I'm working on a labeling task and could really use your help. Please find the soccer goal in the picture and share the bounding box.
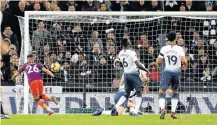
[15,11,217,114]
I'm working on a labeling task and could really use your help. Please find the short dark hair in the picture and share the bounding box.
[27,54,35,58]
[122,38,131,48]
[167,31,176,41]
[4,26,11,29]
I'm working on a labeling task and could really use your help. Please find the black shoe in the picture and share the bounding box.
[138,111,143,115]
[171,112,177,119]
[111,107,118,116]
[160,109,166,120]
[92,108,103,116]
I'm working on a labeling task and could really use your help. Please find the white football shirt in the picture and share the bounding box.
[158,45,185,71]
[118,49,138,73]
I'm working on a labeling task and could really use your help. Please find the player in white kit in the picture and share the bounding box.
[156,31,188,119]
[112,38,148,116]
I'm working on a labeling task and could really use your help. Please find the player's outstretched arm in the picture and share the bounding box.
[156,57,163,65]
[134,60,148,72]
[181,56,188,67]
[42,68,54,78]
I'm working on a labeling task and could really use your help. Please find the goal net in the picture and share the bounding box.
[17,12,217,114]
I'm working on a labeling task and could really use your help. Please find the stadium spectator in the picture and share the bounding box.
[61,61,72,82]
[70,24,88,53]
[82,0,98,11]
[3,38,11,47]
[50,1,58,11]
[32,21,50,51]
[8,44,17,55]
[118,0,131,11]
[147,62,160,82]
[211,51,217,68]
[68,5,76,11]
[113,58,123,79]
[99,2,109,11]
[182,54,194,82]
[1,0,11,13]
[50,53,58,64]
[205,2,213,11]
[10,54,18,76]
[189,31,200,49]
[94,56,111,86]
[147,0,161,11]
[2,26,19,51]
[107,45,117,69]
[16,1,26,17]
[33,3,41,11]
[44,2,51,11]
[73,53,90,83]
[209,41,217,67]
[63,51,72,64]
[139,41,156,67]
[54,6,61,11]
[87,31,104,53]
[136,33,147,48]
[164,0,179,11]
[52,23,64,38]
[175,31,182,42]
[56,40,67,63]
[177,38,185,47]
[105,39,116,53]
[185,0,196,11]
[67,0,76,7]
[199,55,211,81]
[43,56,51,69]
[192,39,208,55]
[179,3,186,11]
[106,32,117,45]
[88,43,104,68]
[1,53,13,83]
[129,0,148,11]
[38,43,51,63]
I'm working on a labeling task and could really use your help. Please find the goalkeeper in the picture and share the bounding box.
[92,69,148,116]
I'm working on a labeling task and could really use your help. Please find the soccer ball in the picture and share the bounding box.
[50,62,60,72]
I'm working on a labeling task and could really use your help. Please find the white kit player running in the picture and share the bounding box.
[156,31,188,119]
[112,38,148,116]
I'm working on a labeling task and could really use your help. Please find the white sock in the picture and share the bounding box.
[135,96,142,113]
[115,96,126,109]
[159,98,165,110]
[102,110,112,115]
[171,99,178,112]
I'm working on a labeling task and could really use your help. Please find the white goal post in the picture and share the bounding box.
[21,11,217,114]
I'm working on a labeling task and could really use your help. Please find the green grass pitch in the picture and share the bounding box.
[2,114,217,125]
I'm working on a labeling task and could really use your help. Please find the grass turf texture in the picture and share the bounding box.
[2,114,217,125]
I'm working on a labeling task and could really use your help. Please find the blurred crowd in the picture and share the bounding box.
[1,0,217,90]
[1,0,217,14]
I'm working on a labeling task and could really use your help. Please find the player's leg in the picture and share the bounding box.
[30,81,53,115]
[159,71,171,119]
[170,71,181,119]
[38,80,58,105]
[0,101,10,119]
[114,74,131,109]
[133,74,144,114]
